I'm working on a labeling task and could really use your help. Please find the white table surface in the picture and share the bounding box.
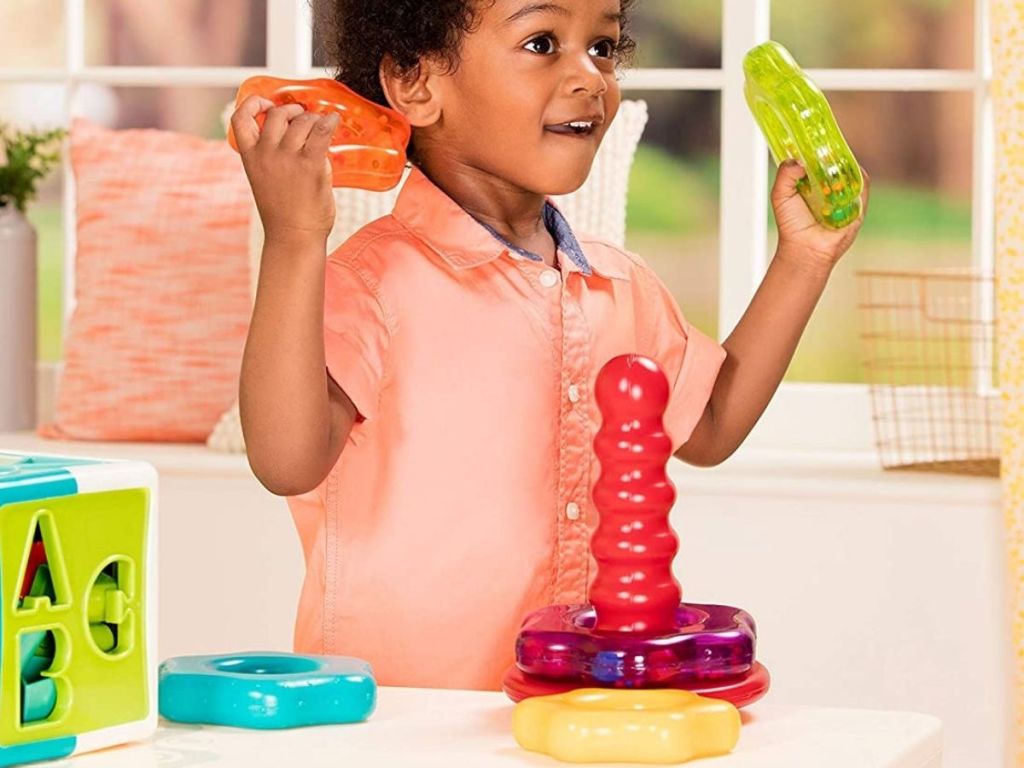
[51,687,942,768]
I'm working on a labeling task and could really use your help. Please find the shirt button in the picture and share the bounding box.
[539,270,559,288]
[568,384,581,404]
[566,502,581,521]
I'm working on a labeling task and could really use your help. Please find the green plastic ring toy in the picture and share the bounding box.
[744,41,863,230]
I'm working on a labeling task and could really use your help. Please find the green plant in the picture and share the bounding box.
[0,123,66,213]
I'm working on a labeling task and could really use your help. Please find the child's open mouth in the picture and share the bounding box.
[544,119,600,137]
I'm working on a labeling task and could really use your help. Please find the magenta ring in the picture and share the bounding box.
[515,602,756,686]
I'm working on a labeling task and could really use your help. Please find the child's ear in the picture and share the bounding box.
[379,54,442,128]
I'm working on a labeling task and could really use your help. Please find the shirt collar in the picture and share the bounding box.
[392,165,629,281]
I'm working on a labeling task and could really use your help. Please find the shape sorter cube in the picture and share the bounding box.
[0,451,157,767]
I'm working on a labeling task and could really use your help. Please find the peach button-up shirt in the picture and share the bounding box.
[286,166,726,691]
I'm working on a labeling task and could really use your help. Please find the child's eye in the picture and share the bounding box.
[589,39,618,59]
[524,35,556,55]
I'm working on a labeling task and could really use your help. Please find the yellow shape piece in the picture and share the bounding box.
[513,688,741,764]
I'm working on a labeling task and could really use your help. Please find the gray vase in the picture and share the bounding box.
[0,204,37,430]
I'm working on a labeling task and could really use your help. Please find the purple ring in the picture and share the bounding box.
[515,602,756,687]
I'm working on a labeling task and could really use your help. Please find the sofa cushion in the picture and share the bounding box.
[41,118,252,442]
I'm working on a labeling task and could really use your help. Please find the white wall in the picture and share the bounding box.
[671,451,1008,768]
[0,434,1008,767]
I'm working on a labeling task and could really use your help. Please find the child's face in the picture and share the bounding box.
[421,0,624,196]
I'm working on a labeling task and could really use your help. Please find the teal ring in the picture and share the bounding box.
[158,651,376,729]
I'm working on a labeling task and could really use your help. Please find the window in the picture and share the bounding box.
[621,0,990,448]
[625,90,721,341]
[0,0,991,451]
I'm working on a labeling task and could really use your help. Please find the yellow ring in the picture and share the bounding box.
[513,688,741,764]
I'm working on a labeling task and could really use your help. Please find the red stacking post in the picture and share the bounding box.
[590,355,682,634]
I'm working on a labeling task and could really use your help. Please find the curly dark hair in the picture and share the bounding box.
[313,0,639,111]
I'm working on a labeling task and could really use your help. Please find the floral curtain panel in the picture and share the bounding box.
[994,0,1024,762]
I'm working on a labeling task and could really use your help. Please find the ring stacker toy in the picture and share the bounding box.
[158,652,376,730]
[514,688,741,764]
[226,76,412,192]
[743,41,863,229]
[503,355,770,708]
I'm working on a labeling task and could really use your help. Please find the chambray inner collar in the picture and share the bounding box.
[470,202,594,276]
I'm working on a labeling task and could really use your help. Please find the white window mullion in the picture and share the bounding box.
[267,0,312,75]
[973,0,994,279]
[807,69,978,91]
[0,68,68,82]
[62,0,85,325]
[719,0,769,339]
[973,0,996,391]
[70,67,265,87]
[619,68,723,91]
[297,0,314,73]
[4,66,979,92]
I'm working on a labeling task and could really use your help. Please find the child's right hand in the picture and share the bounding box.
[230,94,339,246]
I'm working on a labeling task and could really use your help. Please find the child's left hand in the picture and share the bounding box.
[770,159,871,271]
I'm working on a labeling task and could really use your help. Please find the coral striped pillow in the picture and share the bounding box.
[40,118,252,442]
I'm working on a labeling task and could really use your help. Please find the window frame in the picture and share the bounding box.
[0,0,993,452]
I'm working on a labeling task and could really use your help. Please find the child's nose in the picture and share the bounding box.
[562,53,608,96]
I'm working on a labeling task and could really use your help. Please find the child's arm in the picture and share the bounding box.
[676,160,871,467]
[231,95,356,495]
